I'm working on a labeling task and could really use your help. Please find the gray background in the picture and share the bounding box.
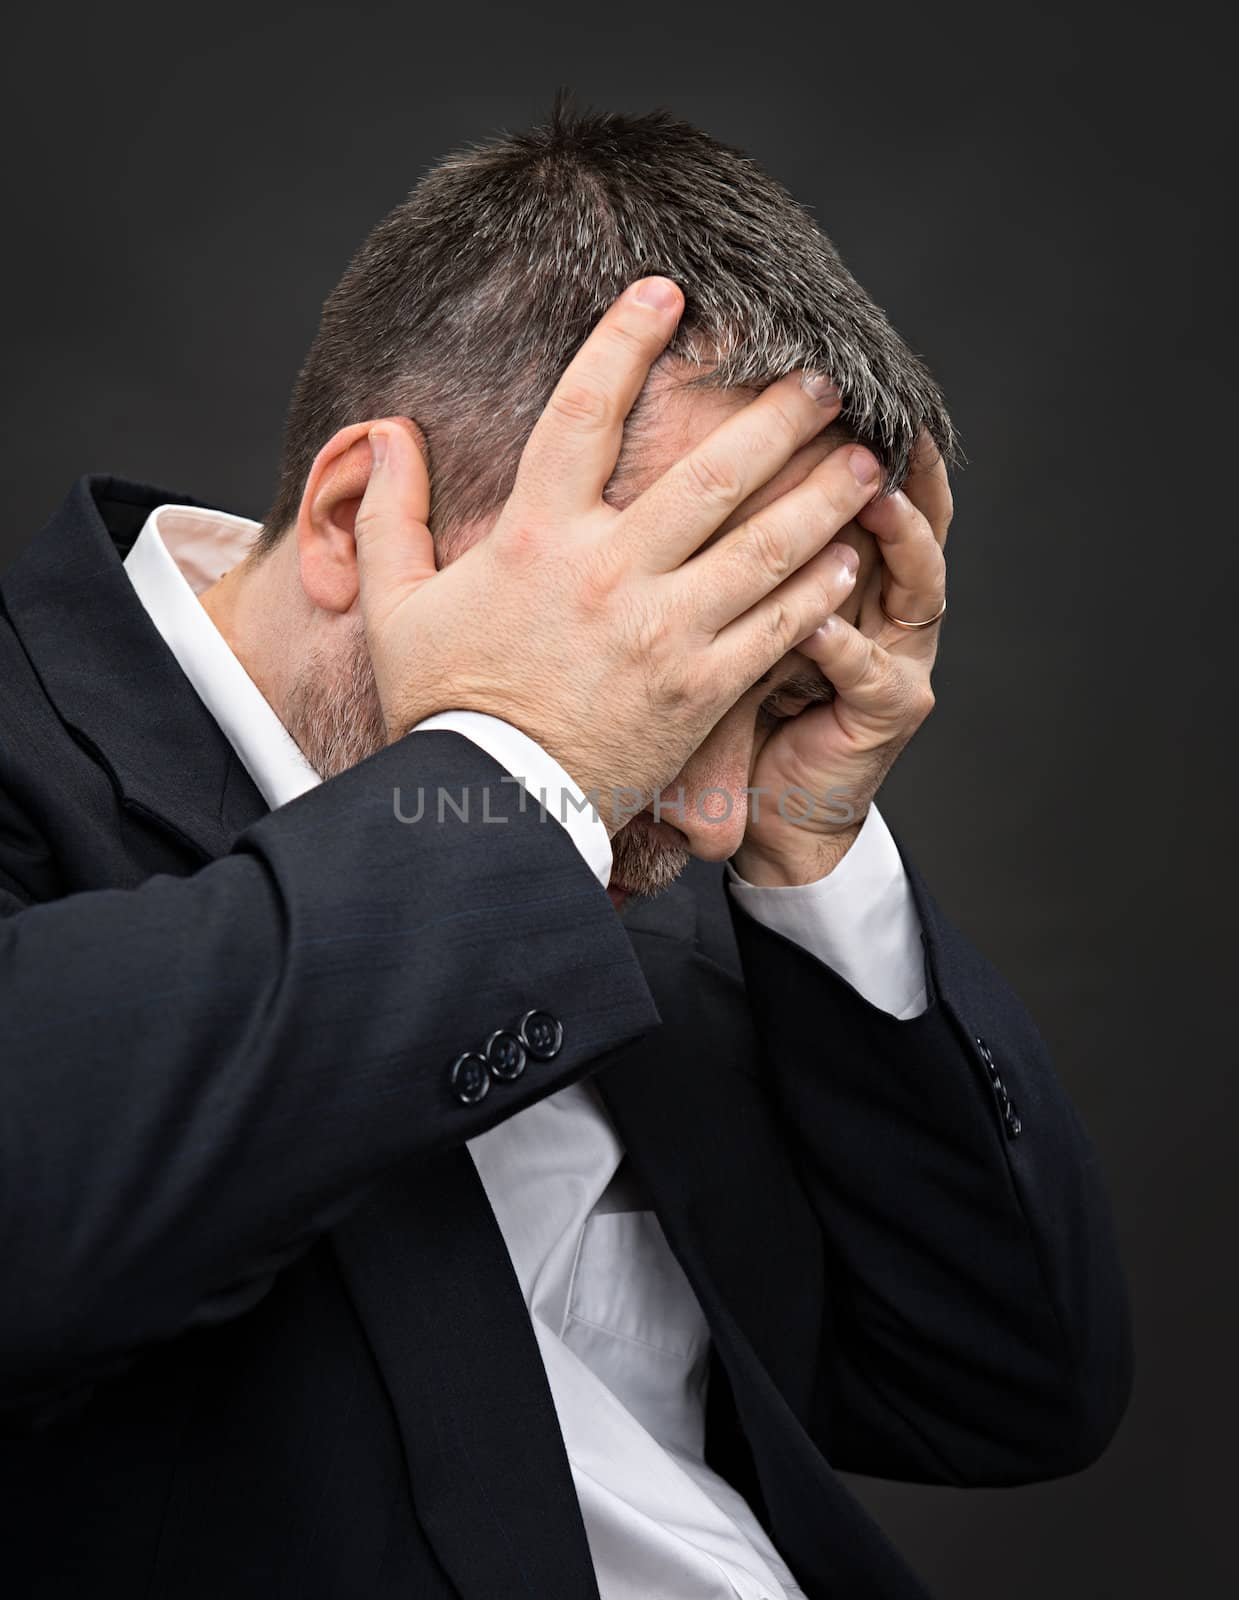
[2,1,1233,1593]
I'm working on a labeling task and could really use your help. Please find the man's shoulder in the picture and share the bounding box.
[3,474,241,595]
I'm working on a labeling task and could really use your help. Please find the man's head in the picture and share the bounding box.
[262,99,953,555]
[222,101,955,898]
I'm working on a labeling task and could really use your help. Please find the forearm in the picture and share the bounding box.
[0,731,656,1409]
[730,858,1131,1483]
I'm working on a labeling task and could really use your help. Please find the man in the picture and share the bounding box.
[0,105,1130,1598]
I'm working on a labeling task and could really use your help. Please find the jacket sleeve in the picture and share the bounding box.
[0,730,658,1417]
[728,848,1132,1487]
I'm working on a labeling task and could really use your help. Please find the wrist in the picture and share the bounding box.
[731,818,864,887]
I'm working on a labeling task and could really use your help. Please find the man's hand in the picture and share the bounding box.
[352,277,884,830]
[732,434,952,885]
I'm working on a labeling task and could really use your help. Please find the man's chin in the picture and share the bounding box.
[607,817,693,909]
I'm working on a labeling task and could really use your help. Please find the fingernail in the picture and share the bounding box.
[632,277,680,311]
[369,429,389,470]
[833,543,860,581]
[849,447,879,485]
[816,614,841,637]
[801,371,841,405]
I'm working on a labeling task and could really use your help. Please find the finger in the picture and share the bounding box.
[827,521,881,629]
[902,428,954,546]
[353,418,436,617]
[855,486,946,632]
[620,369,848,571]
[688,445,882,633]
[514,278,684,515]
[712,539,861,686]
[798,614,935,727]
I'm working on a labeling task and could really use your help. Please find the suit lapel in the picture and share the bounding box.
[602,900,931,1600]
[2,475,268,857]
[330,1151,602,1600]
[597,910,829,1420]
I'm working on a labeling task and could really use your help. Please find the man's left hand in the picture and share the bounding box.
[731,433,952,887]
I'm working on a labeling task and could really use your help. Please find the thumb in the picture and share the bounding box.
[353,417,436,617]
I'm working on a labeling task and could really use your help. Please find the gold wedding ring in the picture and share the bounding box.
[879,595,947,630]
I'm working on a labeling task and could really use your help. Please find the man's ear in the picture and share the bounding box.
[295,419,427,613]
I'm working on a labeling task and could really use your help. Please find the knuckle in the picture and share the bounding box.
[755,396,806,454]
[622,594,672,664]
[603,317,651,360]
[576,546,621,615]
[684,449,743,508]
[808,471,851,525]
[548,378,612,431]
[632,608,698,713]
[922,558,948,602]
[492,517,546,572]
[762,598,793,647]
[760,397,802,449]
[652,656,694,712]
[738,516,794,587]
[858,645,888,692]
[816,575,844,617]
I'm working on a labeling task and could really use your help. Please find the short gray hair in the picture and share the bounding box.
[260,98,957,553]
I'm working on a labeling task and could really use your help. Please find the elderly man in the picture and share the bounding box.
[0,105,1130,1598]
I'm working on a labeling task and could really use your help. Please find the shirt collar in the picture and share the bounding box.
[123,504,321,810]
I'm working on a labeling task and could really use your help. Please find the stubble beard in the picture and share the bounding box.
[282,623,389,782]
[282,627,692,903]
[608,816,692,901]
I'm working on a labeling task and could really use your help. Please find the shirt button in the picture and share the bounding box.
[518,1009,564,1061]
[976,1035,1001,1084]
[448,1052,490,1105]
[485,1029,527,1082]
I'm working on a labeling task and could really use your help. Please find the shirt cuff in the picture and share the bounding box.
[409,711,613,891]
[726,805,928,1018]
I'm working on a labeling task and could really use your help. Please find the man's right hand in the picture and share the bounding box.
[353,276,883,830]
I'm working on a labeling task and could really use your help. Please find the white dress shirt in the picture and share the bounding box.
[124,504,927,1599]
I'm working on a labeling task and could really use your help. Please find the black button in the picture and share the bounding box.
[994,1083,1011,1117]
[449,1052,490,1104]
[518,1009,563,1061]
[485,1030,527,1082]
[1004,1101,1022,1139]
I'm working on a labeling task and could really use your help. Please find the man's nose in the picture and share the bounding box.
[651,775,750,862]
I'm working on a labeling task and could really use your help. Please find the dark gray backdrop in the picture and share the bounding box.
[3,2,1233,1594]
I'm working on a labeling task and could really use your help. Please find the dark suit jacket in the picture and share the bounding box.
[0,477,1132,1598]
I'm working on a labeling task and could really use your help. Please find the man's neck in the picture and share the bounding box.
[199,539,307,722]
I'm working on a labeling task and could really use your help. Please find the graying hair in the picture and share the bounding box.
[260,97,957,553]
